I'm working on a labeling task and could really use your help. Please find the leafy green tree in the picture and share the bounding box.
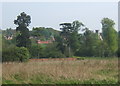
[14,12,31,48]
[59,20,84,57]
[101,18,118,56]
[55,35,65,54]
[75,28,103,57]
[70,21,84,54]
[31,27,60,42]
[29,44,45,58]
[72,20,84,33]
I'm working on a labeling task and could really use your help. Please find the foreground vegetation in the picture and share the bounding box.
[2,57,118,84]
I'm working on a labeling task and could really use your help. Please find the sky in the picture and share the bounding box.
[1,2,118,32]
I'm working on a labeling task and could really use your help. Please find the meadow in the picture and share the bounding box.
[2,57,118,84]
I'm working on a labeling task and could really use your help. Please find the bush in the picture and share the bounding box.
[15,47,30,62]
[2,46,30,62]
[44,43,65,58]
[29,44,45,58]
[2,46,18,62]
[29,43,65,59]
[46,50,65,58]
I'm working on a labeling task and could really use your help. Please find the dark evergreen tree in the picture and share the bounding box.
[14,12,31,48]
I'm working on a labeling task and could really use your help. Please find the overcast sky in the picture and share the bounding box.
[1,2,118,31]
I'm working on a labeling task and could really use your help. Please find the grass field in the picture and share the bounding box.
[2,57,118,84]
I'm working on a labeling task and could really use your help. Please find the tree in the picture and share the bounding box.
[101,18,118,56]
[75,27,105,57]
[31,27,60,43]
[4,28,14,37]
[70,21,84,54]
[14,12,31,48]
[59,20,84,57]
[60,23,72,57]
[29,44,45,58]
[72,20,84,33]
[45,43,65,58]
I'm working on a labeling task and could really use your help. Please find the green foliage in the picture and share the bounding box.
[69,32,80,54]
[101,18,118,56]
[45,43,65,58]
[75,29,102,57]
[2,17,119,60]
[29,43,65,59]
[15,47,30,62]
[2,46,30,62]
[16,29,31,48]
[3,74,117,84]
[56,79,117,84]
[72,20,84,33]
[29,44,45,58]
[3,80,14,84]
[2,28,16,37]
[31,27,59,41]
[14,12,31,48]
[59,20,84,57]
[2,46,19,62]
[14,12,31,27]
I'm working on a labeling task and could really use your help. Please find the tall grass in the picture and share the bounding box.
[2,58,118,84]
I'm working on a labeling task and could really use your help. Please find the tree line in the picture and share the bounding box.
[2,12,119,62]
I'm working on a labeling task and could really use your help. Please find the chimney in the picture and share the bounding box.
[95,30,99,34]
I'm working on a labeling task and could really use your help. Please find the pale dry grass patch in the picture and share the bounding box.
[2,58,118,84]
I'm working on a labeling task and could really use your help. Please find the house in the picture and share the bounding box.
[4,35,13,40]
[37,35,55,44]
[37,40,52,44]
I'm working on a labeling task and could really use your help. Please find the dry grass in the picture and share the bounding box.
[2,58,118,84]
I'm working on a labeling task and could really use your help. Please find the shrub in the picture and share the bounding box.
[45,43,65,58]
[46,50,65,58]
[15,47,30,62]
[2,46,19,62]
[2,46,30,62]
[29,44,45,58]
